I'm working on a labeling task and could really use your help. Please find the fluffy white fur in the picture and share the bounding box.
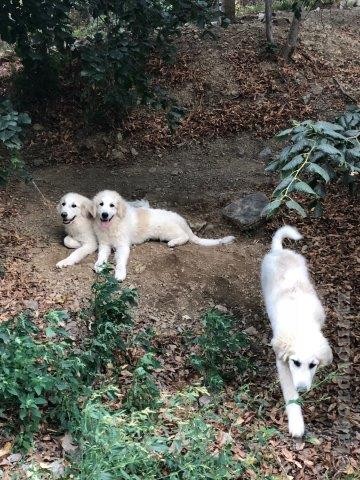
[56,192,97,268]
[92,190,235,281]
[261,225,332,437]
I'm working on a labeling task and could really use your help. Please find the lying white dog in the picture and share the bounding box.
[56,192,97,268]
[92,190,235,281]
[261,225,332,437]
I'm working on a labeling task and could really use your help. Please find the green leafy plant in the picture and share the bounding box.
[124,352,161,412]
[0,99,31,186]
[84,267,137,372]
[263,107,360,218]
[69,387,244,480]
[0,0,73,98]
[190,309,250,391]
[0,271,137,450]
[0,311,87,450]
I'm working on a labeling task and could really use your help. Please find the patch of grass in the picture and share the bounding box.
[189,309,250,391]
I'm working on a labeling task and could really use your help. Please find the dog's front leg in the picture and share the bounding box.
[64,235,81,249]
[56,242,97,268]
[276,359,305,437]
[94,244,111,272]
[114,244,130,281]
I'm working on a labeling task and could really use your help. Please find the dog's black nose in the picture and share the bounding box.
[101,212,109,219]
[61,212,68,218]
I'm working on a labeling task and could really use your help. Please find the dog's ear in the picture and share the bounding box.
[271,335,292,362]
[116,196,126,219]
[318,337,333,367]
[81,198,95,219]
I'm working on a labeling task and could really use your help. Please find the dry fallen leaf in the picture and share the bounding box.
[60,433,77,453]
[0,442,12,458]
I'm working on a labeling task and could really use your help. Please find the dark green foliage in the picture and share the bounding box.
[0,0,73,98]
[264,107,360,218]
[0,311,87,450]
[1,0,214,123]
[124,352,161,412]
[0,99,31,186]
[190,309,250,391]
[0,271,137,450]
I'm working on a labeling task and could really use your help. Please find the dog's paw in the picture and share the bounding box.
[56,259,72,269]
[93,261,105,273]
[288,414,305,438]
[114,269,126,282]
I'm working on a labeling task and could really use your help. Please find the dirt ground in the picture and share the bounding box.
[0,133,270,331]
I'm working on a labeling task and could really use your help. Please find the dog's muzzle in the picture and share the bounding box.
[62,216,76,225]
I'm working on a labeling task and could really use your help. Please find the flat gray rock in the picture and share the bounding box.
[222,192,269,230]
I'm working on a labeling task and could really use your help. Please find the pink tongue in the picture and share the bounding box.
[100,221,111,230]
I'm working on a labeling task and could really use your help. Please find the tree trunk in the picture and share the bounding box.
[264,0,274,44]
[283,4,302,60]
[222,0,236,21]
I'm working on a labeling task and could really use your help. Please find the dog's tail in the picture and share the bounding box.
[129,198,150,208]
[188,232,235,247]
[271,225,302,252]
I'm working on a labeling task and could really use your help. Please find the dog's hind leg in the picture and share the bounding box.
[64,235,81,249]
[167,235,189,247]
[276,359,305,437]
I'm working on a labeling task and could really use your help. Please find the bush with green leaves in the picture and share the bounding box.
[190,309,250,391]
[263,107,360,218]
[83,268,137,373]
[69,387,244,480]
[0,99,31,186]
[0,311,87,450]
[1,0,215,123]
[0,0,73,98]
[0,271,137,450]
[124,352,161,412]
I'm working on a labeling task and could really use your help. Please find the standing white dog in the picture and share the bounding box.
[56,192,97,268]
[261,225,332,437]
[92,190,235,281]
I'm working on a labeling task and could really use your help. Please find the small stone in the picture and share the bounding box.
[130,147,139,156]
[189,220,207,231]
[215,304,228,313]
[33,158,44,167]
[303,93,311,104]
[237,146,245,156]
[111,148,125,160]
[33,123,44,131]
[244,326,259,336]
[259,147,273,161]
[117,132,123,142]
[8,453,22,463]
[23,299,39,310]
[310,83,323,95]
[198,395,212,407]
[222,192,269,230]
[149,167,157,173]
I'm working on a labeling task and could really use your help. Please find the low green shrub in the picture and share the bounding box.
[0,311,87,450]
[0,99,31,186]
[69,387,244,480]
[0,271,137,450]
[263,107,360,217]
[190,309,250,391]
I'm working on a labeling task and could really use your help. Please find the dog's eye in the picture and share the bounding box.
[292,360,301,367]
[62,202,65,206]
[110,203,114,208]
[309,362,316,369]
[100,202,104,206]
[71,204,76,208]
